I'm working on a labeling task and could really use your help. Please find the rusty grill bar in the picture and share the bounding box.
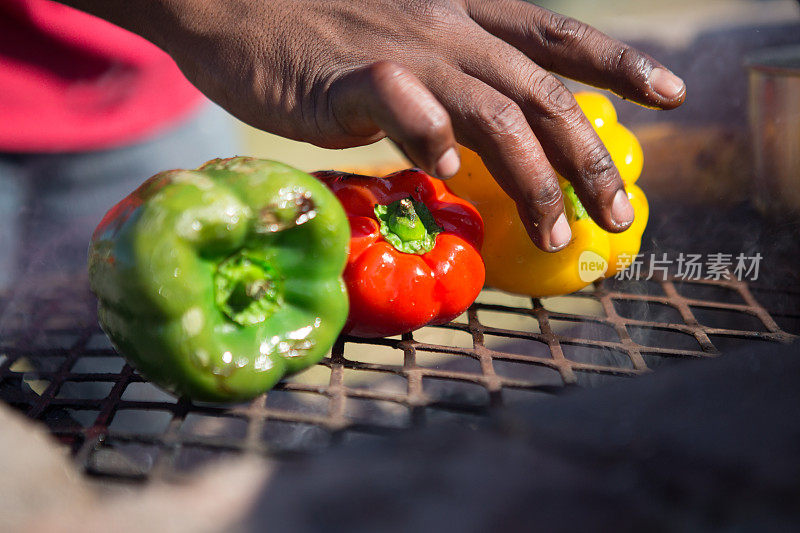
[0,275,797,483]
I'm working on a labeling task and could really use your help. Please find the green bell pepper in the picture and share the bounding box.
[88,157,349,402]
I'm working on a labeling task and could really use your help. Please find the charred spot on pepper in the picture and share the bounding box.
[255,189,317,233]
[198,156,260,174]
[397,198,416,219]
[311,170,353,184]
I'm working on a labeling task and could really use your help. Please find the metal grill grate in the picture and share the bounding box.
[0,275,797,483]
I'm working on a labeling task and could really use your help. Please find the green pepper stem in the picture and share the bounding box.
[388,198,425,242]
[215,252,283,326]
[562,183,588,222]
[374,196,442,255]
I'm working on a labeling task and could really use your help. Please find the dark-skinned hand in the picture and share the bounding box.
[61,0,686,251]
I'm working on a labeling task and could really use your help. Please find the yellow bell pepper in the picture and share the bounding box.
[447,92,649,297]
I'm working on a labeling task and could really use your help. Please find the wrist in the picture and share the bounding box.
[52,0,211,54]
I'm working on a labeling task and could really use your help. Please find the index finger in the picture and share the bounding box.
[467,0,686,109]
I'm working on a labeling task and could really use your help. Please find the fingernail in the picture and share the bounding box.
[435,147,460,179]
[611,189,634,227]
[649,68,685,99]
[550,212,572,250]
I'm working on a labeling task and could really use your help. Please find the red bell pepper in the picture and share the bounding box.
[314,169,485,338]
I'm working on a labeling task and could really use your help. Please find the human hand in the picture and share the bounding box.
[66,0,685,251]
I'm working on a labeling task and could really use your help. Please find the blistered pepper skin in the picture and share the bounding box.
[447,92,649,297]
[315,169,485,338]
[88,157,350,402]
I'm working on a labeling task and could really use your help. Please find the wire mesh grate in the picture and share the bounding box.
[0,274,797,483]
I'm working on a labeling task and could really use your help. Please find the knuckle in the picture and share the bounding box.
[611,46,646,76]
[529,72,580,119]
[407,109,451,147]
[606,47,657,95]
[612,47,632,73]
[365,60,407,87]
[522,179,562,214]
[420,108,452,138]
[542,13,589,48]
[311,72,343,139]
[582,144,619,190]
[474,96,526,137]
